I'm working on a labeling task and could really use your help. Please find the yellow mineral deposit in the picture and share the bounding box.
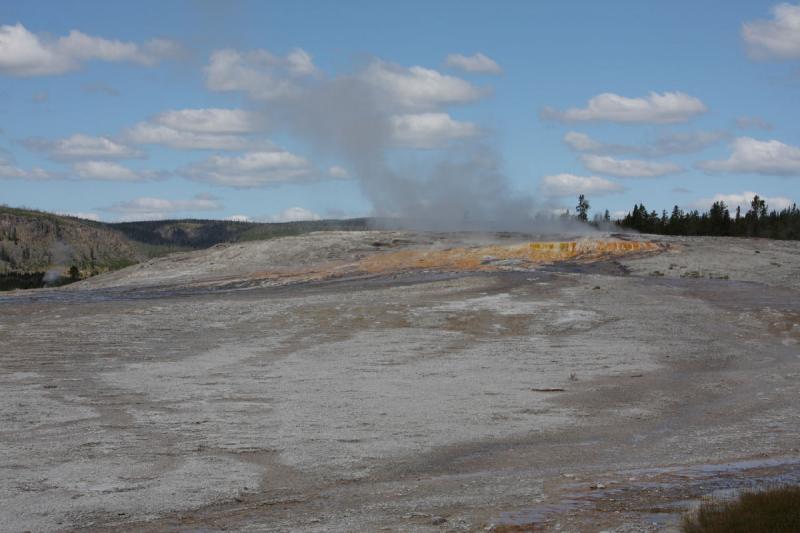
[238,238,661,287]
[357,239,661,274]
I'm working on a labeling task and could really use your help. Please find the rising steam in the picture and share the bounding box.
[261,60,586,232]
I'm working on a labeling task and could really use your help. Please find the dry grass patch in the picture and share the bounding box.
[682,486,800,533]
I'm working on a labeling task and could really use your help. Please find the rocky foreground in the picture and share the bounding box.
[1,231,799,532]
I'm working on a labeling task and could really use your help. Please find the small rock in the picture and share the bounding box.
[402,512,429,519]
[431,516,447,525]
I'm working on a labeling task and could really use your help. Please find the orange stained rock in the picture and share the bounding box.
[358,239,660,274]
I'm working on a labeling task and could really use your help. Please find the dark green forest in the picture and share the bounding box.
[614,195,800,240]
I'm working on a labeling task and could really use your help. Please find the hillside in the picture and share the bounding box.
[109,217,370,248]
[0,207,141,288]
[0,205,370,290]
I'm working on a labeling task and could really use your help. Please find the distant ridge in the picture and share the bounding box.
[0,205,370,290]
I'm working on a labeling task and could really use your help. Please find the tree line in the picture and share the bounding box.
[613,195,800,240]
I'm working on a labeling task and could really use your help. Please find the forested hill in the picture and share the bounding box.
[0,207,140,286]
[0,205,369,289]
[109,217,369,248]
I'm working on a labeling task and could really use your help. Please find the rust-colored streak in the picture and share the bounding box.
[229,239,661,288]
[358,240,660,274]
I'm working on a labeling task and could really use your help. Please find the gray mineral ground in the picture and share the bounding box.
[1,231,799,532]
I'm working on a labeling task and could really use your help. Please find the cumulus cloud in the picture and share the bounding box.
[564,130,725,157]
[359,60,485,111]
[0,162,54,180]
[72,161,164,181]
[328,165,350,178]
[152,108,262,134]
[563,132,605,153]
[0,23,181,76]
[691,191,795,212]
[123,108,267,151]
[742,3,800,59]
[444,52,502,74]
[101,193,223,220]
[539,173,625,197]
[696,137,800,176]
[205,49,486,113]
[180,150,315,188]
[286,48,316,76]
[124,123,263,151]
[205,48,316,100]
[0,151,56,180]
[264,207,322,222]
[542,91,707,124]
[581,154,683,177]
[390,112,479,148]
[23,133,141,160]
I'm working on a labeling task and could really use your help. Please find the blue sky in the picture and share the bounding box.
[1,1,799,222]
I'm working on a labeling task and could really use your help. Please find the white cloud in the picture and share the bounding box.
[360,60,485,110]
[224,214,252,222]
[0,162,53,180]
[543,91,707,124]
[581,154,683,177]
[691,191,795,213]
[539,173,625,197]
[563,132,605,152]
[444,52,502,74]
[390,112,479,148]
[0,23,181,77]
[564,130,724,157]
[204,51,485,115]
[180,150,314,188]
[328,165,350,178]
[265,207,322,222]
[124,108,266,151]
[72,161,162,182]
[0,152,56,180]
[742,3,800,59]
[101,194,223,220]
[696,137,800,176]
[124,123,264,151]
[286,48,317,76]
[152,108,261,134]
[24,134,141,160]
[205,48,315,100]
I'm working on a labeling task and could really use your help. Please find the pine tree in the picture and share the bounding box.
[576,194,590,222]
